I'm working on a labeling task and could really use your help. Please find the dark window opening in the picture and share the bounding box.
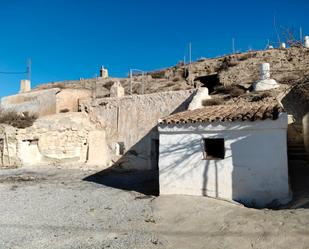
[117,142,125,155]
[22,139,39,145]
[203,138,225,160]
[195,74,220,93]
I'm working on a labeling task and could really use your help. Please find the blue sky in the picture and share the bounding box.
[0,0,308,97]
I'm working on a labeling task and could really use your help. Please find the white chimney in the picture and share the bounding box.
[304,36,309,48]
[260,63,270,80]
[19,79,31,93]
[100,66,108,78]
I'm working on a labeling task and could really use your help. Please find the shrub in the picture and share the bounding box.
[59,108,70,113]
[249,92,272,102]
[150,71,166,79]
[202,98,224,106]
[217,57,239,71]
[230,87,246,97]
[214,85,245,97]
[237,52,255,61]
[165,82,175,87]
[0,110,37,128]
[172,77,181,82]
[172,86,182,91]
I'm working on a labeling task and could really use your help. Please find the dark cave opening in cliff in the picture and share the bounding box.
[195,73,220,93]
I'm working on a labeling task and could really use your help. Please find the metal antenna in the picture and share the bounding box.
[273,14,281,45]
[300,26,303,45]
[27,58,32,81]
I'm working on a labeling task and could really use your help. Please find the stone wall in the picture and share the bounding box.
[1,88,92,117]
[80,89,197,170]
[16,112,108,167]
[56,89,92,113]
[0,113,108,168]
[0,88,60,116]
[0,124,21,168]
[303,113,309,159]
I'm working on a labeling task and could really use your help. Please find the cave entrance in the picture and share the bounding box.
[195,73,219,93]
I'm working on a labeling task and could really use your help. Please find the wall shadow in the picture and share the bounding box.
[281,85,309,122]
[83,92,196,196]
[84,168,159,196]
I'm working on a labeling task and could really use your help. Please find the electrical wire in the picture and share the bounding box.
[0,71,27,75]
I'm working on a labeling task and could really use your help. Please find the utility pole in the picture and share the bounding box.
[232,38,235,54]
[300,26,303,45]
[189,42,192,65]
[273,15,281,45]
[27,58,32,81]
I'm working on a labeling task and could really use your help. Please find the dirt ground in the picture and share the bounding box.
[0,167,309,249]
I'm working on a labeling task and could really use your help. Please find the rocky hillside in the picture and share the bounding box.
[34,47,309,96]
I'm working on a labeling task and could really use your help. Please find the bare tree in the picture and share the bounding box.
[282,27,303,47]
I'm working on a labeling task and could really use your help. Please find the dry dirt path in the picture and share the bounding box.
[0,167,308,249]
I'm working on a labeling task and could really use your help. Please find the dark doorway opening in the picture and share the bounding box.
[195,74,219,93]
[151,139,159,170]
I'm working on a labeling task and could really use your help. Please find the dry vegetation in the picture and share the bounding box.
[213,85,246,97]
[202,98,224,106]
[149,70,166,79]
[36,82,66,90]
[0,110,37,128]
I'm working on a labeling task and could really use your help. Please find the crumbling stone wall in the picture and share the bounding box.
[80,89,196,170]
[16,112,108,167]
[0,113,108,168]
[0,124,21,168]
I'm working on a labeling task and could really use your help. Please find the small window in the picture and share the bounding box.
[203,138,225,160]
[115,142,125,156]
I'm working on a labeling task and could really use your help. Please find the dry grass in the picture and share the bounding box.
[0,110,37,128]
[150,71,166,79]
[237,52,256,61]
[202,98,224,106]
[218,57,239,71]
[214,85,246,97]
[249,92,272,102]
[36,82,66,90]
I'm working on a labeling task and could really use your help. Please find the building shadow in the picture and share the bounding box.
[84,168,159,196]
[83,91,197,196]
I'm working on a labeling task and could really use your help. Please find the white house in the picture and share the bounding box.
[158,103,291,207]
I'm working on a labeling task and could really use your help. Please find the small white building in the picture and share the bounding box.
[158,103,291,207]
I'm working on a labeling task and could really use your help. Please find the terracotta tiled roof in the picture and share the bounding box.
[159,103,284,124]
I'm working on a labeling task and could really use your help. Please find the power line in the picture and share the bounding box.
[0,71,27,75]
[0,59,31,77]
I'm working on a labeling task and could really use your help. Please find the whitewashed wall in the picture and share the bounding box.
[158,114,291,207]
